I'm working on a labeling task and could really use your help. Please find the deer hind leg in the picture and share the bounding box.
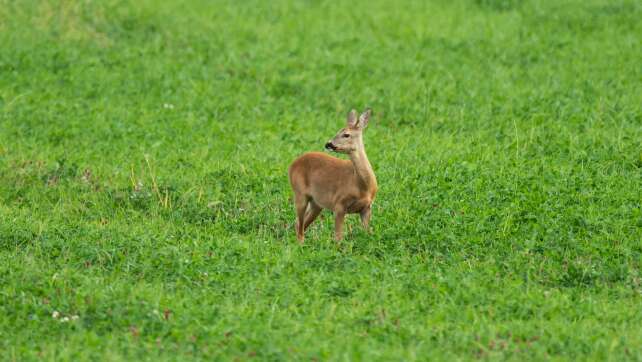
[303,201,322,232]
[294,193,308,242]
[333,209,346,241]
[360,205,372,233]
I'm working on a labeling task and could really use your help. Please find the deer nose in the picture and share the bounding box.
[325,142,335,150]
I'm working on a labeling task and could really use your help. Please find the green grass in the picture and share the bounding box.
[1,0,641,360]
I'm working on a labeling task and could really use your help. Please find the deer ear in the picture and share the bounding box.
[347,109,358,128]
[358,108,372,129]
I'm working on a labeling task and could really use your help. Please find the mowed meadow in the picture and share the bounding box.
[1,0,641,360]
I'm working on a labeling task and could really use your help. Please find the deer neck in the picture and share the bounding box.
[349,140,377,192]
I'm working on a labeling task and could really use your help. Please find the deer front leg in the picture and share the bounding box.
[360,205,371,233]
[333,209,346,241]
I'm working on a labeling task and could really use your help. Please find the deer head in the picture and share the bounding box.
[325,108,372,154]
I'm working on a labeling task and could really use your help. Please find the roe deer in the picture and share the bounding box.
[288,108,377,242]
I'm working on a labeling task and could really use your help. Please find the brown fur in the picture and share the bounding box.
[288,109,377,241]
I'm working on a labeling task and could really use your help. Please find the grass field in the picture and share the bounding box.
[1,0,641,360]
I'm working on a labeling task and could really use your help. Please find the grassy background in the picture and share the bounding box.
[1,0,641,360]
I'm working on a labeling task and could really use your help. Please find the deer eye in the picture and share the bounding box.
[342,134,350,138]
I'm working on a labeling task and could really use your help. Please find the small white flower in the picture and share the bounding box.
[163,103,175,109]
[60,317,70,322]
[52,311,60,319]
[70,315,79,321]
